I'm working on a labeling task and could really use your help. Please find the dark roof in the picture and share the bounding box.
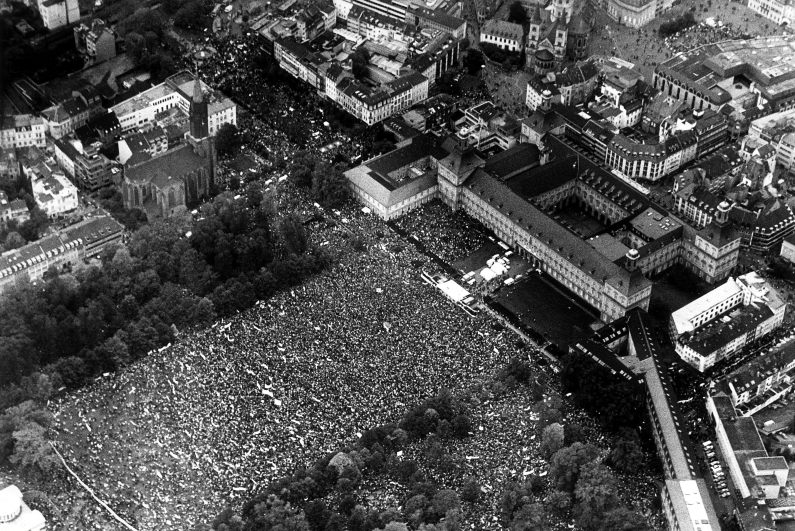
[62,216,123,246]
[728,338,795,394]
[535,49,555,62]
[88,112,121,134]
[570,339,642,384]
[483,143,541,181]
[125,144,207,184]
[367,134,446,176]
[507,155,576,196]
[680,303,775,357]
[626,308,659,362]
[466,167,649,296]
[52,138,81,162]
[415,7,466,31]
[383,117,422,141]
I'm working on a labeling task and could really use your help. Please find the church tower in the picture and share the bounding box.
[190,73,209,140]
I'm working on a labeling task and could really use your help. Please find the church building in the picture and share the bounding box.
[121,75,216,218]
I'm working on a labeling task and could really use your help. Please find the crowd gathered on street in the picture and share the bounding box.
[51,194,667,530]
[37,17,691,531]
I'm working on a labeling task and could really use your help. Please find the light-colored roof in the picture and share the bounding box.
[664,480,718,531]
[671,277,741,336]
[0,485,45,531]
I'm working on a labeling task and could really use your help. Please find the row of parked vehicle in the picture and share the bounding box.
[703,441,730,498]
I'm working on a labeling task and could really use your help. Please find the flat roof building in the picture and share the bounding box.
[672,272,787,371]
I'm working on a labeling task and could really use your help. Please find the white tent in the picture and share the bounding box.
[480,268,498,281]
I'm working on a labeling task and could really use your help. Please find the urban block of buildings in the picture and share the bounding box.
[670,272,787,372]
[0,115,47,150]
[570,309,722,531]
[252,0,465,126]
[654,36,795,117]
[37,0,79,29]
[716,336,795,416]
[111,71,236,135]
[74,19,117,66]
[0,191,29,227]
[119,75,217,219]
[748,0,795,26]
[345,97,745,322]
[606,0,673,28]
[707,394,795,529]
[0,215,123,295]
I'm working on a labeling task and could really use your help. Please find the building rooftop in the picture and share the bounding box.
[630,207,682,241]
[589,233,631,262]
[727,337,795,395]
[481,19,523,41]
[752,456,789,471]
[657,36,795,105]
[483,143,540,181]
[645,359,699,479]
[671,277,742,336]
[125,143,207,185]
[664,480,717,531]
[681,303,774,357]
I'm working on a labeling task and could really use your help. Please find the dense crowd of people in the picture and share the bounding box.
[36,21,685,531]
[663,19,751,55]
[393,201,492,264]
[50,203,525,529]
[47,190,670,530]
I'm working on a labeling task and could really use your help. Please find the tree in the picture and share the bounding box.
[431,490,460,519]
[241,494,309,530]
[19,373,52,405]
[505,356,531,384]
[544,490,571,518]
[311,164,349,209]
[573,462,620,531]
[126,32,148,64]
[278,216,308,256]
[461,477,481,503]
[4,231,25,250]
[510,503,549,531]
[174,0,211,30]
[462,49,484,76]
[216,124,242,159]
[289,151,317,188]
[540,423,565,459]
[0,400,52,463]
[350,48,371,79]
[599,507,652,531]
[9,422,60,481]
[508,1,527,23]
[303,500,331,531]
[608,428,645,474]
[549,442,599,492]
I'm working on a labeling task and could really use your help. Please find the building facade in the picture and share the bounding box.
[480,19,524,52]
[0,115,47,150]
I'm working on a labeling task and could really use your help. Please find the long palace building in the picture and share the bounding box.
[345,130,742,322]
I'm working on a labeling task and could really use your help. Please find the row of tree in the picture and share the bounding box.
[0,192,333,476]
[206,349,657,531]
[202,385,478,531]
[501,406,650,530]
